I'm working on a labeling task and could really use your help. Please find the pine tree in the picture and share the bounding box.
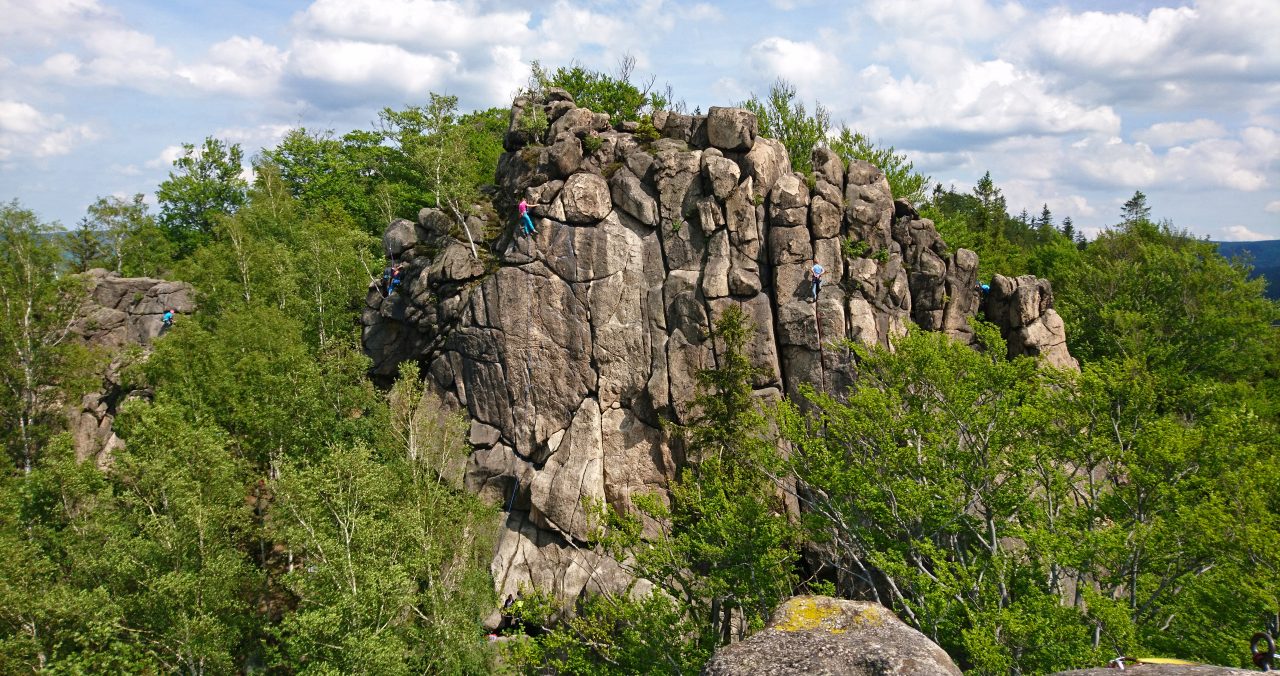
[1120,190,1151,224]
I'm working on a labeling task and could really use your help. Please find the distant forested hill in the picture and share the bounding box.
[1216,239,1280,299]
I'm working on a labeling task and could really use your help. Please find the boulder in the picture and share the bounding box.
[706,106,757,152]
[561,172,613,223]
[703,596,962,676]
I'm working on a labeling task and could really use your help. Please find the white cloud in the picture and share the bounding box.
[1067,134,1269,192]
[146,144,188,169]
[0,100,96,160]
[295,0,534,51]
[1222,224,1270,241]
[850,58,1120,144]
[748,37,845,98]
[1266,201,1280,213]
[1019,1,1280,106]
[866,0,1025,43]
[288,38,454,99]
[177,36,286,97]
[1134,119,1227,146]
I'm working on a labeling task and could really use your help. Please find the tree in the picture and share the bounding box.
[600,306,797,664]
[84,193,173,277]
[1121,190,1151,225]
[1060,216,1075,242]
[156,137,248,256]
[530,57,673,124]
[830,127,930,205]
[0,201,97,473]
[268,364,496,674]
[377,95,493,257]
[62,217,106,273]
[1054,218,1280,385]
[743,79,830,174]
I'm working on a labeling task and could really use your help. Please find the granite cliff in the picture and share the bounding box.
[360,89,1078,605]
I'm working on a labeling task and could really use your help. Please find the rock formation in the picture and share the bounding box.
[702,595,962,675]
[360,90,1077,604]
[68,269,195,466]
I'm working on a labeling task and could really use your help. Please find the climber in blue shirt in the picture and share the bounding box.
[388,264,404,295]
[978,282,990,295]
[810,260,825,301]
[161,309,174,328]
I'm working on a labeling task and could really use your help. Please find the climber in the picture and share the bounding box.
[388,264,404,295]
[381,263,394,297]
[161,309,174,328]
[810,260,825,301]
[978,282,991,296]
[518,198,537,236]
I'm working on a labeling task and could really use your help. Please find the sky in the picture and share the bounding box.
[1,0,1278,241]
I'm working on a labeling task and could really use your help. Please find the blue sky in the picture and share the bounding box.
[2,0,1278,240]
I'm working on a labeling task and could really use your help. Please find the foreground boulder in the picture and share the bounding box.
[703,596,962,675]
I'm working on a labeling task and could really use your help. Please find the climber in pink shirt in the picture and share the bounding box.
[518,198,537,236]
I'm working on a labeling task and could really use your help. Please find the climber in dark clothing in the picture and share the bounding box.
[382,264,394,296]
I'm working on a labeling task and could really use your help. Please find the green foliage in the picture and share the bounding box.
[79,194,173,277]
[634,117,660,143]
[831,127,930,205]
[516,104,549,142]
[598,307,797,664]
[504,591,708,675]
[780,326,1280,672]
[156,137,248,256]
[1054,218,1280,385]
[0,201,100,473]
[742,78,829,174]
[530,57,671,123]
[841,237,870,259]
[582,134,604,155]
[268,373,496,674]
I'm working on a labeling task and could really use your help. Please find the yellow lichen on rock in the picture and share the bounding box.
[770,596,885,634]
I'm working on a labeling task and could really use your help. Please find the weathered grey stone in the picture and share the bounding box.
[547,135,583,178]
[811,146,845,187]
[609,168,659,227]
[702,154,741,200]
[844,159,894,251]
[705,106,757,152]
[549,107,597,139]
[361,92,1083,615]
[742,136,789,199]
[383,218,419,257]
[561,172,612,223]
[704,596,963,676]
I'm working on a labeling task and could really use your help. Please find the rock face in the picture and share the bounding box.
[703,596,962,676]
[361,90,1078,604]
[68,269,195,465]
